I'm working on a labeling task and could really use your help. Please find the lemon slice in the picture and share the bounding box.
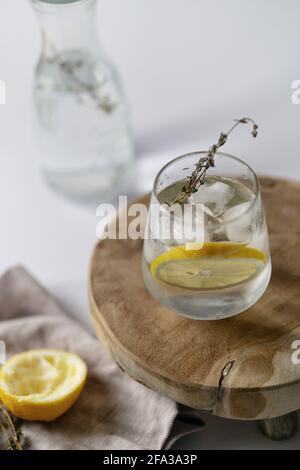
[151,242,266,290]
[0,349,87,422]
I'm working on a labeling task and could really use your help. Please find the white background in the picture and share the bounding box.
[0,0,300,449]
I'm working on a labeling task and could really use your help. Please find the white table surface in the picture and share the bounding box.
[1,0,300,449]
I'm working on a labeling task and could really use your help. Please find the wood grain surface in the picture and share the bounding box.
[89,177,300,420]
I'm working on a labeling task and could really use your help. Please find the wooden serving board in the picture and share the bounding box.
[89,177,300,420]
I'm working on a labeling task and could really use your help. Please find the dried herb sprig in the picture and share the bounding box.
[55,57,115,113]
[41,32,115,113]
[171,117,258,205]
[0,405,23,450]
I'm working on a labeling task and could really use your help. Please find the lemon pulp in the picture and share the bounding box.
[0,349,87,421]
[150,242,266,290]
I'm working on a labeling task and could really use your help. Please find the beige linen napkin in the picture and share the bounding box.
[0,266,178,450]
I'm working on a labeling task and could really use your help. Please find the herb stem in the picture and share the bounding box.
[41,32,115,114]
[0,405,23,450]
[171,117,258,205]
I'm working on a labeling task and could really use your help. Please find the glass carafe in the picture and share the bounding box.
[31,0,135,203]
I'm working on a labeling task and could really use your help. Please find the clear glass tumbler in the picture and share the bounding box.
[142,152,272,320]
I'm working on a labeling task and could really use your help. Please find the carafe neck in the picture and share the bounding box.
[31,0,100,57]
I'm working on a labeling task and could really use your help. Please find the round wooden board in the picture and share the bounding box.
[89,177,300,420]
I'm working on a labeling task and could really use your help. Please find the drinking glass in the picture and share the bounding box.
[142,152,271,320]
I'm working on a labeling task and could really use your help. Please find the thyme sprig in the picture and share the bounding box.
[171,117,258,205]
[41,32,115,113]
[55,57,115,113]
[0,405,23,450]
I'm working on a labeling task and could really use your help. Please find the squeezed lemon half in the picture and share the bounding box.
[150,242,266,290]
[0,349,87,421]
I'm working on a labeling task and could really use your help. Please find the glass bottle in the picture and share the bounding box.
[31,0,135,203]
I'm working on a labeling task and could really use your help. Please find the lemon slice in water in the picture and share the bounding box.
[150,242,266,290]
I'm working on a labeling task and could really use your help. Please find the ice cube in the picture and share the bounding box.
[202,204,224,242]
[172,209,206,245]
[188,182,209,204]
[189,181,235,217]
[224,202,253,242]
[203,205,216,218]
[149,201,206,247]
